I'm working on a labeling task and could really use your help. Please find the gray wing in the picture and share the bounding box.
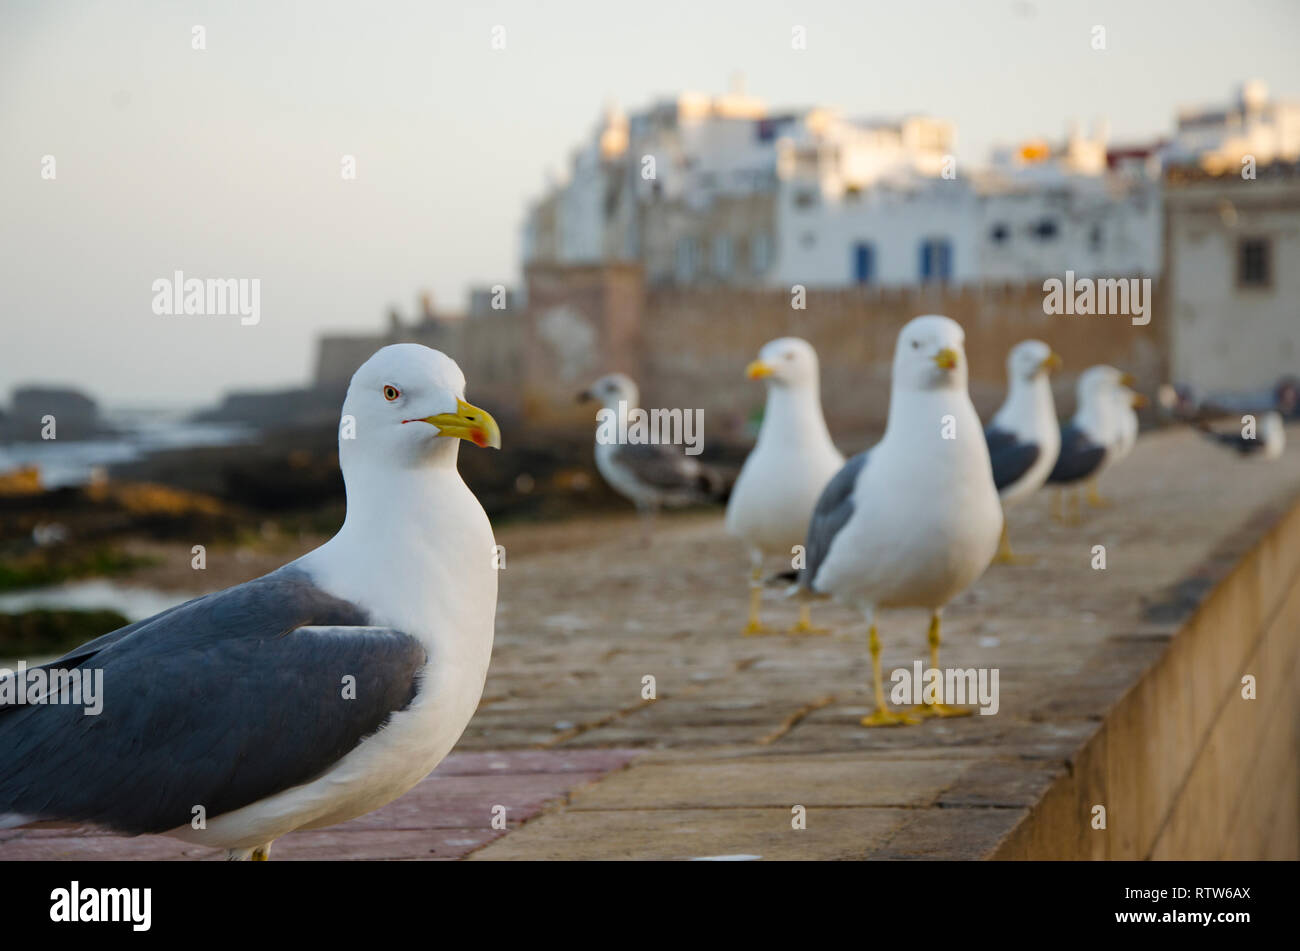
[612,442,714,494]
[1198,426,1262,455]
[799,450,870,594]
[1047,422,1106,484]
[0,567,426,836]
[984,424,1042,493]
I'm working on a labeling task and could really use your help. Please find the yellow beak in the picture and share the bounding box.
[422,398,502,449]
[1120,372,1137,387]
[746,360,774,380]
[934,348,959,371]
[1040,351,1063,372]
[1131,392,1148,409]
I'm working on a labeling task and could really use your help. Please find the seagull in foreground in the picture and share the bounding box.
[1046,365,1127,522]
[1196,409,1286,459]
[726,338,844,636]
[578,372,724,544]
[0,344,501,860]
[790,315,1002,726]
[983,340,1061,563]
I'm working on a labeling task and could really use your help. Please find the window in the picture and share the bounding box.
[853,242,876,284]
[1238,237,1272,288]
[750,233,773,274]
[1032,219,1059,240]
[675,237,698,283]
[920,238,953,283]
[712,235,734,278]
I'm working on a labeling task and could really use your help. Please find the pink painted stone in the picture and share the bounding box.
[0,749,641,861]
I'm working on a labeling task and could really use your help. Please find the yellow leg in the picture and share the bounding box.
[1068,487,1083,524]
[912,613,973,719]
[788,602,830,635]
[250,842,273,861]
[993,522,1034,565]
[741,566,771,636]
[860,624,918,727]
[1086,479,1111,508]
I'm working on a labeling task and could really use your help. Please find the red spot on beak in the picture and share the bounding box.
[470,429,487,448]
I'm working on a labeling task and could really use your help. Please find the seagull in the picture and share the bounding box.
[1046,365,1126,522]
[983,340,1061,563]
[1106,382,1146,468]
[578,372,723,544]
[1197,410,1286,459]
[0,344,501,860]
[1085,371,1143,508]
[791,315,1002,726]
[725,338,844,635]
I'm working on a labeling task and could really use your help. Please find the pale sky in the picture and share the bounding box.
[2,0,1298,406]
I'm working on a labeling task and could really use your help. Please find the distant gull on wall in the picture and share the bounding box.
[1046,365,1127,523]
[578,373,724,544]
[1197,409,1286,459]
[726,338,844,635]
[983,340,1062,563]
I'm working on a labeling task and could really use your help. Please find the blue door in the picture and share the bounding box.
[853,242,875,284]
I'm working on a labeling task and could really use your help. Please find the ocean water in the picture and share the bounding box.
[0,580,194,622]
[0,407,252,488]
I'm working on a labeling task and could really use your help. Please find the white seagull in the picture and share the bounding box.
[726,338,844,635]
[579,372,723,544]
[792,316,1002,727]
[1197,410,1286,460]
[0,344,501,860]
[1046,365,1128,522]
[983,340,1062,563]
[1105,381,1147,471]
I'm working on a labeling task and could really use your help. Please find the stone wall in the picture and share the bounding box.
[315,264,1171,442]
[993,489,1300,860]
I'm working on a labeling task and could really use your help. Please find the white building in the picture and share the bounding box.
[522,88,956,287]
[521,83,1291,292]
[1165,80,1300,176]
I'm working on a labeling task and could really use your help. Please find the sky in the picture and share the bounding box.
[2,0,1298,406]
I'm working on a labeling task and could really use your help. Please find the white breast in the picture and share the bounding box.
[170,469,497,851]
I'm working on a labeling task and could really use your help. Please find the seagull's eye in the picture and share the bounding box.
[383,385,400,401]
[784,352,795,360]
[911,340,921,350]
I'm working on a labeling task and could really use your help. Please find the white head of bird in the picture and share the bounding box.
[1006,339,1061,386]
[339,344,501,474]
[746,337,820,389]
[579,372,640,411]
[892,314,969,393]
[1074,365,1131,440]
[1260,411,1286,458]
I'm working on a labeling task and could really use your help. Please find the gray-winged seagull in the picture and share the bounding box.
[578,372,723,544]
[726,338,843,635]
[1046,365,1127,522]
[1197,410,1286,459]
[0,344,501,859]
[983,340,1061,563]
[791,315,1002,726]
